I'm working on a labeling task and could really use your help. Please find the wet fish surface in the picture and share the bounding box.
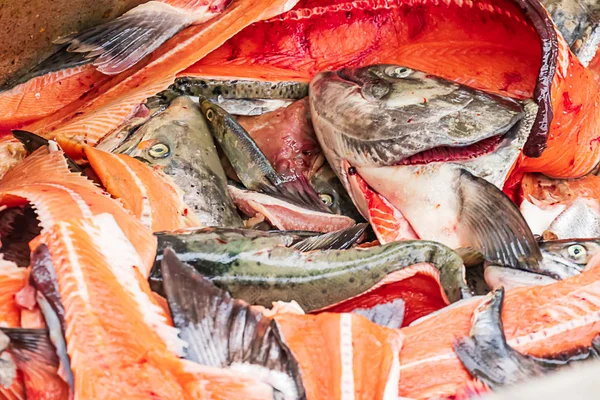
[113,96,243,227]
[154,234,470,311]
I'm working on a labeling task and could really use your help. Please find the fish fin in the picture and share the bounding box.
[12,130,83,174]
[351,299,405,329]
[55,2,196,75]
[160,248,304,399]
[458,169,542,270]
[267,175,331,213]
[1,327,70,399]
[453,288,549,388]
[290,223,367,252]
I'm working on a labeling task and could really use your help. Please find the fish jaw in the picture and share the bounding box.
[355,164,463,249]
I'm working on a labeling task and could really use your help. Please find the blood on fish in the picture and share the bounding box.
[562,92,582,114]
[397,134,504,165]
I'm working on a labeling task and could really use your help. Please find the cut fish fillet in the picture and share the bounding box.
[275,312,404,400]
[398,251,600,398]
[85,146,201,232]
[37,213,276,400]
[0,65,106,133]
[0,147,157,276]
[318,263,450,326]
[0,259,27,328]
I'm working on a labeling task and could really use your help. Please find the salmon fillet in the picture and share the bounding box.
[0,147,157,276]
[85,146,201,232]
[398,252,600,398]
[36,213,281,399]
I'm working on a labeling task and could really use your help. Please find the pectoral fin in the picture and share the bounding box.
[458,169,542,270]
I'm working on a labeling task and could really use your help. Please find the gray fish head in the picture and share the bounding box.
[539,238,600,278]
[310,64,524,169]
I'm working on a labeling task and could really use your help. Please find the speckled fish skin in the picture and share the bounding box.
[541,0,600,66]
[172,77,309,100]
[152,232,469,311]
[117,96,242,228]
[309,64,523,169]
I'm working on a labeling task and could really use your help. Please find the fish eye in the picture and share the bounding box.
[319,193,333,206]
[385,66,413,79]
[567,244,587,263]
[206,108,215,121]
[148,143,170,159]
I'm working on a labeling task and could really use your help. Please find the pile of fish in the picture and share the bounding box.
[0,0,600,398]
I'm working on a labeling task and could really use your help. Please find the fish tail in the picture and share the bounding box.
[160,248,304,399]
[2,328,69,400]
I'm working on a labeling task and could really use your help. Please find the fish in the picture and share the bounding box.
[454,288,600,389]
[199,98,328,212]
[14,0,299,164]
[113,96,243,228]
[485,238,600,289]
[229,184,355,232]
[309,162,363,221]
[172,77,309,100]
[310,65,540,270]
[161,248,405,400]
[155,233,470,312]
[12,130,83,174]
[541,0,600,66]
[0,146,158,276]
[484,266,559,291]
[185,0,600,178]
[149,226,366,294]
[396,250,600,398]
[36,212,282,399]
[85,146,202,232]
[520,173,600,238]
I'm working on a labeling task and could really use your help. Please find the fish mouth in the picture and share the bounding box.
[394,134,505,166]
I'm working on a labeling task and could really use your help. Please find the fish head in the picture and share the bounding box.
[310,64,524,169]
[309,162,362,220]
[539,238,600,277]
[199,97,231,144]
[310,65,540,269]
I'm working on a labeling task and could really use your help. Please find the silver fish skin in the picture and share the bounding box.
[117,96,243,228]
[309,65,523,169]
[484,265,558,291]
[546,198,600,239]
